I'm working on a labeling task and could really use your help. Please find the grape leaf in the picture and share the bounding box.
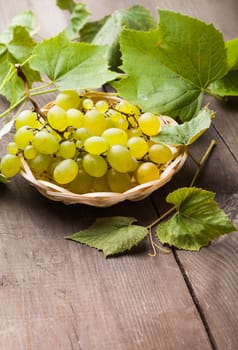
[65,216,148,257]
[0,26,40,106]
[56,0,76,12]
[6,26,37,61]
[157,10,227,88]
[156,187,236,251]
[200,39,238,97]
[114,29,203,121]
[0,10,36,44]
[30,32,118,90]
[225,38,238,71]
[79,6,156,71]
[57,0,90,40]
[79,16,108,43]
[151,107,213,146]
[207,70,238,97]
[115,10,228,121]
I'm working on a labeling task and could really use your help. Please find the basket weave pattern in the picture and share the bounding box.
[20,92,187,207]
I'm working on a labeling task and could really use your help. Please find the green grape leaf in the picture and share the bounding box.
[0,10,36,44]
[80,5,156,71]
[225,38,238,71]
[56,0,77,12]
[0,26,40,106]
[57,0,91,39]
[30,32,118,90]
[0,44,7,57]
[115,10,228,121]
[65,216,148,257]
[151,107,213,146]
[156,187,236,251]
[114,29,203,121]
[206,39,238,97]
[7,26,37,61]
[0,62,40,106]
[79,16,108,43]
[157,10,227,88]
[208,70,238,97]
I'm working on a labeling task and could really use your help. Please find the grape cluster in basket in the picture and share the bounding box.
[0,90,177,193]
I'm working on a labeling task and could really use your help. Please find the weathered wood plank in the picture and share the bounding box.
[0,1,214,349]
[152,1,238,348]
[152,122,238,348]
[0,175,212,350]
[153,125,238,346]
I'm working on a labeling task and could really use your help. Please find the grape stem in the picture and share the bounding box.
[15,63,47,119]
[146,139,216,254]
[189,139,216,186]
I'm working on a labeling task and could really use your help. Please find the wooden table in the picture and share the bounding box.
[0,1,237,349]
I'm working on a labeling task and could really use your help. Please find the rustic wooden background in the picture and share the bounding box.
[0,0,237,349]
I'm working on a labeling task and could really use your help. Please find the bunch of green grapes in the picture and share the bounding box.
[0,90,176,194]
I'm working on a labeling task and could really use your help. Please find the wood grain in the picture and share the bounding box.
[0,0,237,349]
[153,2,238,349]
[0,175,212,350]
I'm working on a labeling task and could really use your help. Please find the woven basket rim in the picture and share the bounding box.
[20,91,188,207]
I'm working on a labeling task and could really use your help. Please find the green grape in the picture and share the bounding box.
[107,109,122,121]
[47,105,68,131]
[105,116,115,129]
[127,136,148,159]
[92,175,110,192]
[47,126,62,142]
[82,154,107,177]
[47,157,62,176]
[95,100,109,113]
[14,126,34,149]
[84,136,109,155]
[84,109,107,135]
[107,110,128,129]
[102,128,128,146]
[107,145,133,173]
[74,127,92,141]
[15,110,39,130]
[66,108,85,128]
[115,100,134,114]
[75,157,83,169]
[0,154,21,178]
[82,98,94,110]
[127,128,142,138]
[29,154,52,174]
[32,130,59,154]
[148,144,173,164]
[138,112,161,136]
[130,105,141,118]
[55,90,80,110]
[67,168,93,194]
[107,169,132,192]
[7,142,18,155]
[58,140,76,158]
[130,157,140,172]
[53,159,78,184]
[23,145,37,160]
[135,162,160,184]
[114,116,128,130]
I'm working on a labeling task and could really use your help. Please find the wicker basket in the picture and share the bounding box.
[20,92,187,207]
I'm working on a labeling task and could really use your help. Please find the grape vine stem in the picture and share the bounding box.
[15,64,46,118]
